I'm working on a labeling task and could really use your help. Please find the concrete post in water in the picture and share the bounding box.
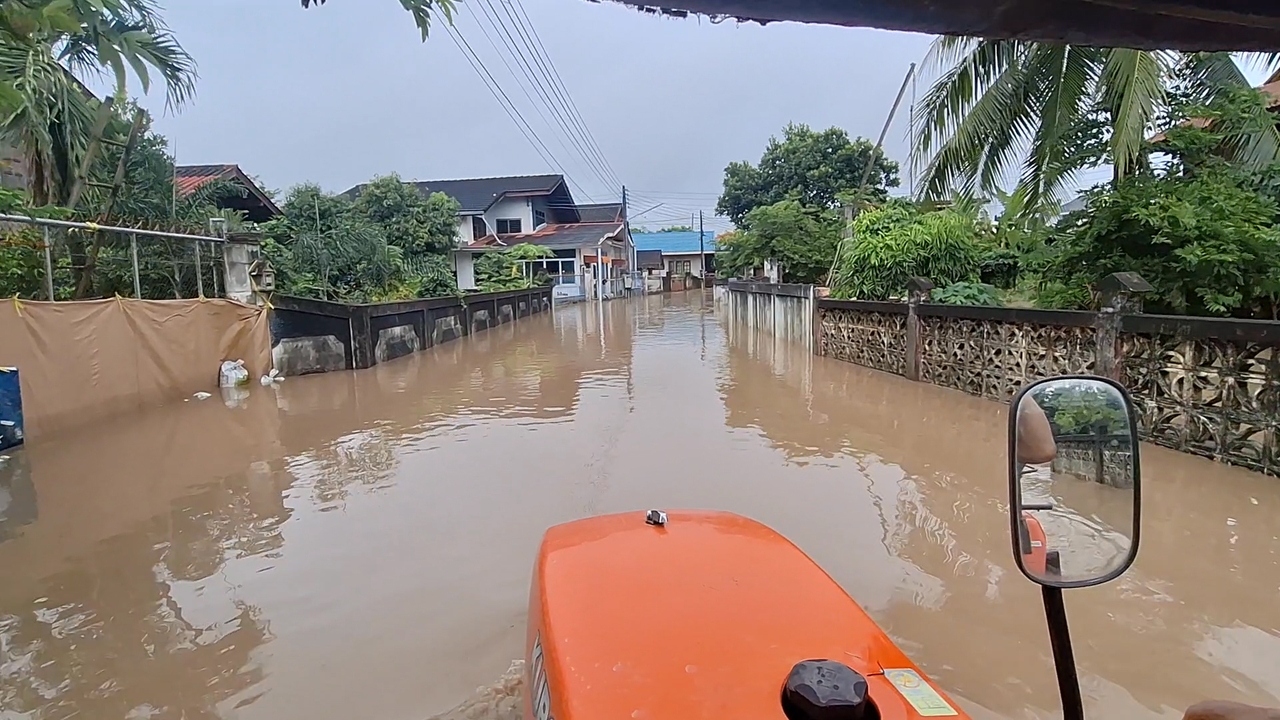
[1094,272,1152,382]
[904,277,934,382]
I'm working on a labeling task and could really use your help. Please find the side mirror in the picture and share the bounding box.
[1008,376,1141,589]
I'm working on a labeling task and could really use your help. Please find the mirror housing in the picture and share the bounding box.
[1008,375,1142,589]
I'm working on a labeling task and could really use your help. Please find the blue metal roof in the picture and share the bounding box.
[631,231,719,254]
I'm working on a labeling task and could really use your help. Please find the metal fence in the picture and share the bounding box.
[0,214,234,301]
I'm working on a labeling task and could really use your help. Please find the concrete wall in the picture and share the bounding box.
[270,287,553,376]
[720,281,815,353]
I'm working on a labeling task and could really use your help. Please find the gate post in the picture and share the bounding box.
[1093,272,1152,382]
[812,286,829,356]
[905,277,934,381]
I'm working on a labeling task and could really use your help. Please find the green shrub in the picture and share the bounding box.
[830,205,982,299]
[932,281,1002,306]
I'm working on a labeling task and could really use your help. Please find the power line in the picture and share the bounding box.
[437,14,595,201]
[460,1,588,186]
[628,196,719,210]
[476,0,618,193]
[626,189,722,197]
[508,0,623,189]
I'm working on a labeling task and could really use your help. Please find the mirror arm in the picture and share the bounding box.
[1043,586,1085,720]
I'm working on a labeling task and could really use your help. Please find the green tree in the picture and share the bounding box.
[0,0,195,207]
[829,203,983,300]
[0,1,194,108]
[352,174,460,256]
[1041,90,1280,318]
[717,124,899,226]
[261,181,462,303]
[716,200,840,284]
[911,39,1279,215]
[0,106,246,300]
[299,0,453,40]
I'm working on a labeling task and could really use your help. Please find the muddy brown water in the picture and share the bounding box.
[0,292,1277,720]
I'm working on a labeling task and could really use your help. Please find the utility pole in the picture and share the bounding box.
[698,210,705,281]
[830,62,916,287]
[858,62,916,196]
[623,185,636,294]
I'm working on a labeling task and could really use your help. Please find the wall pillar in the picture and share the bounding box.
[350,309,374,370]
[904,277,934,382]
[811,286,827,355]
[222,235,259,304]
[1094,272,1152,382]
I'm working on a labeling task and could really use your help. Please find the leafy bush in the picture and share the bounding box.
[475,243,553,292]
[978,247,1021,289]
[263,181,463,303]
[1048,171,1280,317]
[1037,88,1280,318]
[932,281,1002,306]
[1032,383,1128,435]
[829,205,982,299]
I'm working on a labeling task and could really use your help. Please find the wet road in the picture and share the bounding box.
[1,293,1277,720]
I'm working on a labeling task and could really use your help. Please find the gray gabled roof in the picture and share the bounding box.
[343,174,566,213]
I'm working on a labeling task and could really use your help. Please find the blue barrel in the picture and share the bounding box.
[0,368,23,452]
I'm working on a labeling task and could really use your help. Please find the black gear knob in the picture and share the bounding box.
[782,660,871,720]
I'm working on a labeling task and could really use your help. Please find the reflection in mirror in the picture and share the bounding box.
[1011,377,1140,588]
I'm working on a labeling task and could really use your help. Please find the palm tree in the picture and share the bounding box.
[299,0,454,39]
[910,38,1280,216]
[0,0,196,205]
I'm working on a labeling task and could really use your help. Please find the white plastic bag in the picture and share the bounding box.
[219,359,249,388]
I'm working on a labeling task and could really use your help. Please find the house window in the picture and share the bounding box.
[472,216,487,239]
[534,209,546,228]
[496,218,522,235]
[668,259,691,275]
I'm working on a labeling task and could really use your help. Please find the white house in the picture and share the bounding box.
[632,231,718,277]
[342,174,633,299]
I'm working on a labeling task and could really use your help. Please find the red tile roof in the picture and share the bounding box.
[465,221,625,250]
[174,164,240,195]
[172,164,281,221]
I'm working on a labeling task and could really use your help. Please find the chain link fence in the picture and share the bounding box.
[0,215,232,301]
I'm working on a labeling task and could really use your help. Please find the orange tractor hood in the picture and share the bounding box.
[525,510,968,720]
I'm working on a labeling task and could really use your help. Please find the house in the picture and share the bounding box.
[174,165,281,223]
[343,174,634,299]
[632,231,717,278]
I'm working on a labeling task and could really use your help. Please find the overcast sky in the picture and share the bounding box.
[108,1,933,232]
[111,2,1274,233]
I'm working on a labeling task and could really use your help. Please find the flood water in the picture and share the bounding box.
[1,292,1278,720]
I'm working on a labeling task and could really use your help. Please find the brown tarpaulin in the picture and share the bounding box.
[0,297,271,440]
